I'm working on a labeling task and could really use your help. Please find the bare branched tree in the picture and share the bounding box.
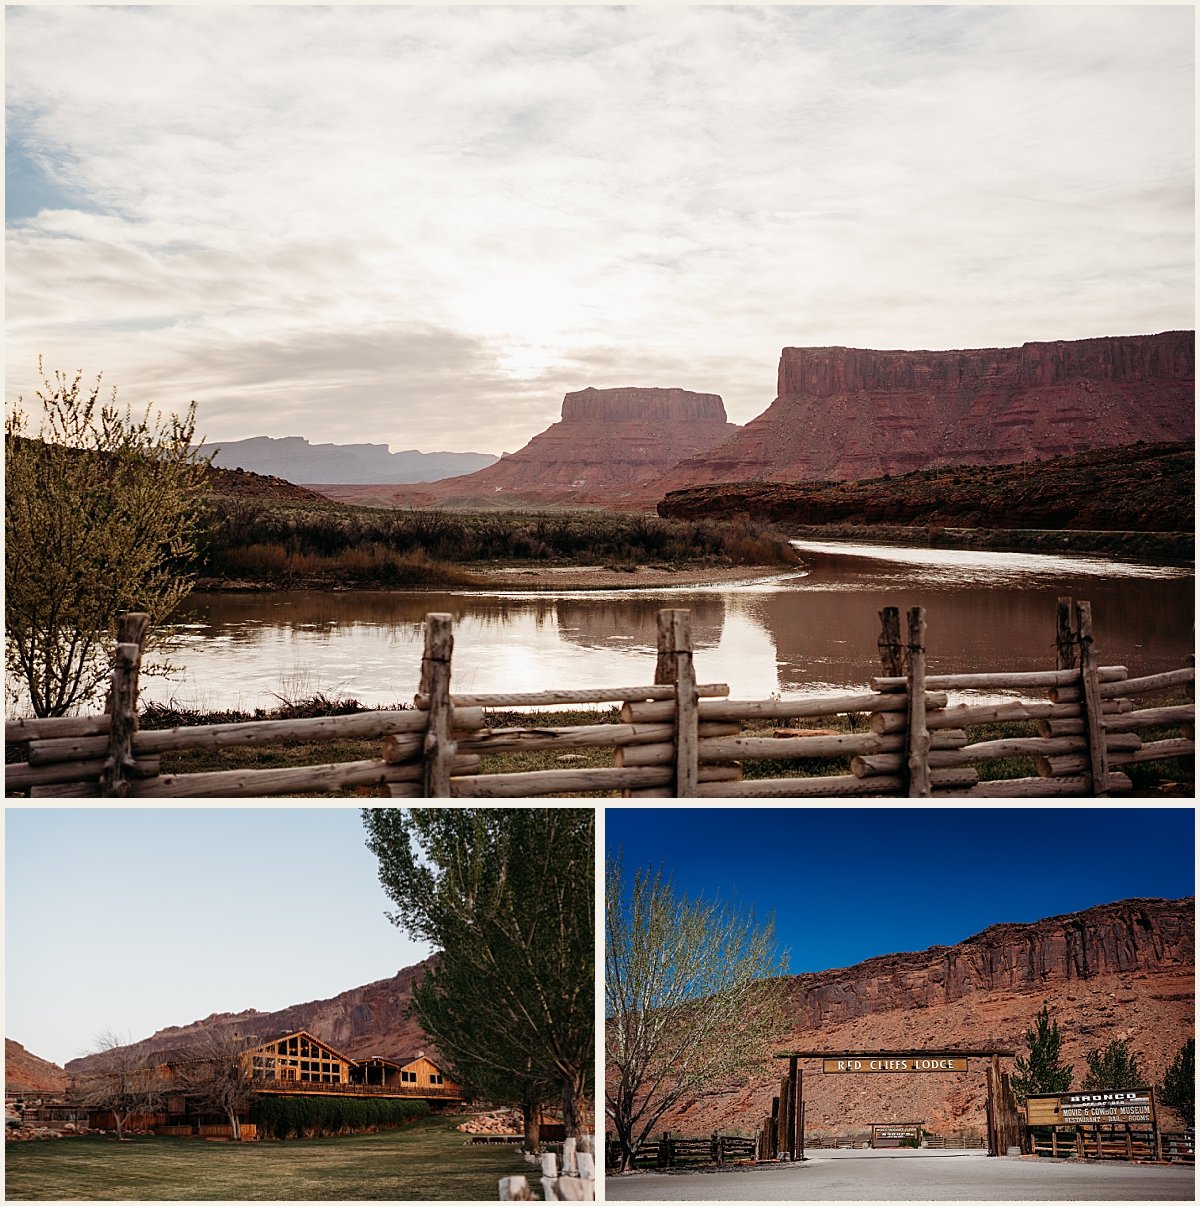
[605,855,789,1172]
[171,1026,259,1141]
[72,1030,163,1141]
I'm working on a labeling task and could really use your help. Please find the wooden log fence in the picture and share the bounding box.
[604,1132,757,1171]
[5,599,1193,798]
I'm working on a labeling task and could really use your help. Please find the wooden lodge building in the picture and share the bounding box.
[84,1029,462,1137]
[240,1030,459,1098]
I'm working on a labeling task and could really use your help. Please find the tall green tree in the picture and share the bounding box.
[1081,1038,1144,1090]
[363,808,594,1140]
[605,855,789,1172]
[5,362,208,716]
[1011,1004,1073,1102]
[1157,1038,1194,1127]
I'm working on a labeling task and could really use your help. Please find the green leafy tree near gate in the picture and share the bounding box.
[1011,1004,1073,1102]
[363,808,594,1142]
[1157,1038,1194,1127]
[1081,1038,1144,1090]
[5,362,208,717]
[605,855,789,1173]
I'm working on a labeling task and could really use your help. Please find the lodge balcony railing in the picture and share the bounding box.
[251,1078,463,1099]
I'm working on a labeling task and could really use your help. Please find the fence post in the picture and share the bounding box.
[906,607,931,798]
[656,609,699,797]
[1074,601,1110,797]
[878,607,904,676]
[1184,654,1194,746]
[100,612,150,797]
[1055,597,1076,670]
[420,614,456,798]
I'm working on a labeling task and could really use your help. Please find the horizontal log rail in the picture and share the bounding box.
[6,598,1191,798]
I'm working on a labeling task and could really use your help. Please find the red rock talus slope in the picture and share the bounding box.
[653,897,1194,1137]
[5,1040,70,1094]
[660,331,1194,490]
[311,387,739,510]
[64,959,438,1076]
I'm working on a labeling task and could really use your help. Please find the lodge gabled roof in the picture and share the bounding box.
[242,1029,357,1065]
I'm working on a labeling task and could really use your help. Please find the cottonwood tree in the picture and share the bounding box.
[172,1026,259,1141]
[1158,1038,1194,1127]
[415,988,557,1153]
[605,855,789,1172]
[5,362,208,716]
[72,1030,163,1141]
[1011,1004,1073,1102]
[363,807,594,1141]
[1081,1038,1144,1090]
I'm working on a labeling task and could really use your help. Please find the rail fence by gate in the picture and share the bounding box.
[5,598,1193,798]
[604,1131,758,1170]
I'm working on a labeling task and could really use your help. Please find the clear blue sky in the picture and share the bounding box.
[605,806,1196,976]
[4,808,433,1067]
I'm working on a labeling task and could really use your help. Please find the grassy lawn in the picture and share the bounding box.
[4,1117,536,1201]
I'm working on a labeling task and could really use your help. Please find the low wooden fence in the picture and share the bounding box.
[604,1131,758,1169]
[1027,1126,1194,1163]
[5,598,1193,798]
[925,1131,986,1150]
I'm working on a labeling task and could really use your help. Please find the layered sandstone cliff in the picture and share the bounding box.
[311,387,739,510]
[660,331,1195,490]
[655,896,1195,1136]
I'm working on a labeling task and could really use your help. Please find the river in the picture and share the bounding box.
[143,541,1194,713]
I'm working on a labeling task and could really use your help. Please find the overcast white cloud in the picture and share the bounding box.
[5,5,1194,453]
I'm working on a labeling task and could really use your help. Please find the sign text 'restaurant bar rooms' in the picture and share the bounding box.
[822,1057,969,1074]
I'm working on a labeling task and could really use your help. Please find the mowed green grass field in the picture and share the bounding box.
[4,1117,535,1201]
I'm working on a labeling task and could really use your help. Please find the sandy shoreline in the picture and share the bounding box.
[465,564,799,591]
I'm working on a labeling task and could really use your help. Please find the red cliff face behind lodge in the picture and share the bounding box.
[655,896,1194,1138]
[660,331,1195,489]
[63,959,439,1076]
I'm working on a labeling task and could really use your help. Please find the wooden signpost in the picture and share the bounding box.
[1024,1088,1161,1161]
[870,1122,923,1148]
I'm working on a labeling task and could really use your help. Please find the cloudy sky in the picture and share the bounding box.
[5,4,1194,455]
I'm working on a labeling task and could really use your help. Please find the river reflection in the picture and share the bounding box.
[147,544,1193,712]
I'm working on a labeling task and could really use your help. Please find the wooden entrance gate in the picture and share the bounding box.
[767,1049,1021,1159]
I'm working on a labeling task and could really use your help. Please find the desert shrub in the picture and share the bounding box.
[193,503,801,573]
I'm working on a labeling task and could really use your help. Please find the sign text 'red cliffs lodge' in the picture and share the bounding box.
[822,1056,969,1073]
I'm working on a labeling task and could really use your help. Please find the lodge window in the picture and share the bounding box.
[401,1070,417,1083]
[431,1073,443,1085]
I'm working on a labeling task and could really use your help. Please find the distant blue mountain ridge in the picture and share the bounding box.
[197,435,498,485]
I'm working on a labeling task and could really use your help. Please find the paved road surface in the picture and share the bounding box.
[603,1148,1196,1201]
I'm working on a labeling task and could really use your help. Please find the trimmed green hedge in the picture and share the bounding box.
[250,1095,431,1139]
